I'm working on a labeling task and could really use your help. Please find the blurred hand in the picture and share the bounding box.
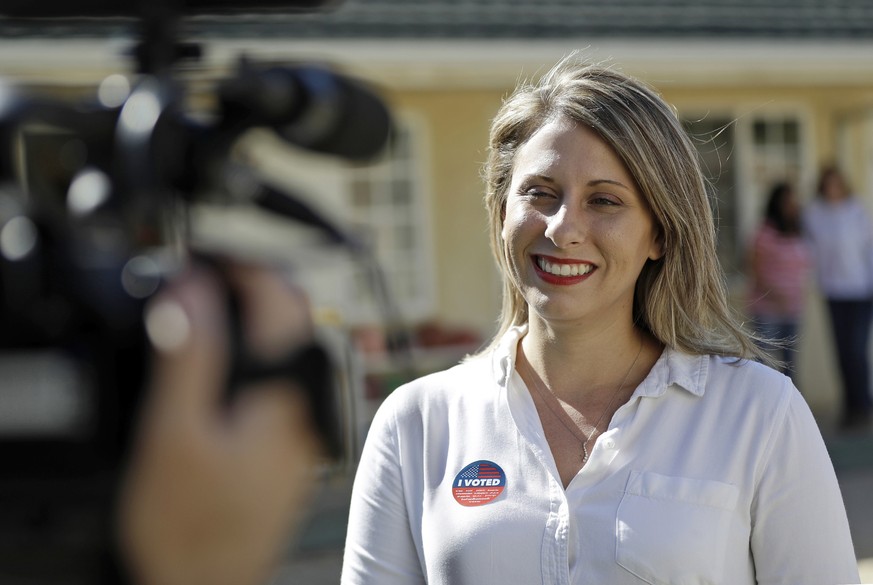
[117,263,323,585]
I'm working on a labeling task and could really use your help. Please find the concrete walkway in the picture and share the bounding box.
[828,431,873,583]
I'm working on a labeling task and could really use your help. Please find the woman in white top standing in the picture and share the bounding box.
[804,166,873,431]
[342,55,859,585]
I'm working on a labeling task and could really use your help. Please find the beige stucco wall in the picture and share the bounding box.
[389,89,506,340]
[390,80,873,421]
[5,39,873,420]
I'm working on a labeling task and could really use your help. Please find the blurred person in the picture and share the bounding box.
[747,181,811,381]
[341,56,859,584]
[117,261,326,585]
[804,166,873,431]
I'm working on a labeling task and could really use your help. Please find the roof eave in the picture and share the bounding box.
[1,37,872,89]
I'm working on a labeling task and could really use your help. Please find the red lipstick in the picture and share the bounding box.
[532,255,595,285]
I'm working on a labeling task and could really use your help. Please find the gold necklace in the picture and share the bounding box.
[520,340,643,464]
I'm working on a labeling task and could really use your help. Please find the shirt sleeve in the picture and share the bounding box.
[859,203,873,291]
[341,395,426,585]
[750,382,860,585]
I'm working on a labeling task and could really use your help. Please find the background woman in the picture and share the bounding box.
[747,181,811,381]
[804,166,873,431]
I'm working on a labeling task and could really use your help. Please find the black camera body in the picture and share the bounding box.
[0,1,391,581]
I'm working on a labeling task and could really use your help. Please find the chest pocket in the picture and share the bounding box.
[615,470,739,585]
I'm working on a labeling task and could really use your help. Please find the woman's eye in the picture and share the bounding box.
[523,188,556,200]
[591,195,620,206]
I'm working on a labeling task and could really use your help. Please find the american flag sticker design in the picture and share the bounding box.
[451,460,506,507]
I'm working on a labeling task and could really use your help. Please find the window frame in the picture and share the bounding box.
[678,104,815,287]
[238,110,436,326]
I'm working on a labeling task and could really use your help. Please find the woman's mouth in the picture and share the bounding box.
[533,255,595,284]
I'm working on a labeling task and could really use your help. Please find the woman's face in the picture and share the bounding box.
[821,172,848,201]
[501,116,662,331]
[780,189,800,221]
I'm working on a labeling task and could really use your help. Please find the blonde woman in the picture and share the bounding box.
[342,56,858,585]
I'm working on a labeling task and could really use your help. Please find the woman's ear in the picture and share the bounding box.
[648,229,665,261]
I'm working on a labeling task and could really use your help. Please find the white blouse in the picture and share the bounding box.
[804,197,873,300]
[341,326,859,585]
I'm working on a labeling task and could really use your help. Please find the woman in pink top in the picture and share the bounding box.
[748,182,811,381]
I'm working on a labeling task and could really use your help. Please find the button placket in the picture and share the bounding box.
[542,473,570,584]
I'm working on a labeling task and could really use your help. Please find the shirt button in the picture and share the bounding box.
[603,439,616,449]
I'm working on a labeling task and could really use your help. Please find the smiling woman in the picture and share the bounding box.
[341,54,860,585]
[501,118,662,333]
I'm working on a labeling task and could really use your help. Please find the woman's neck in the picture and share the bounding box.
[520,317,656,402]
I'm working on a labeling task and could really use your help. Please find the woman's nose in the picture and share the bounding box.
[544,205,584,248]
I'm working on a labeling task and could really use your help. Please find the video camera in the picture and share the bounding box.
[0,0,392,582]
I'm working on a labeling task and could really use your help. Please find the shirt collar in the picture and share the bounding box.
[636,346,708,398]
[491,324,709,398]
[492,325,526,387]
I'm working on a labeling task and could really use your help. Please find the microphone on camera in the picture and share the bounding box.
[217,61,393,162]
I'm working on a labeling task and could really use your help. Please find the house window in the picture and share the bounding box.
[239,115,433,326]
[749,117,804,196]
[345,122,434,322]
[682,113,806,281]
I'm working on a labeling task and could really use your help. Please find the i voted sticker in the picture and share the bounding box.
[451,460,506,507]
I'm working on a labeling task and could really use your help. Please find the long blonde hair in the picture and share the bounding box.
[477,55,767,362]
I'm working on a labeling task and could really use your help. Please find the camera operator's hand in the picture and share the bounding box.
[117,263,323,585]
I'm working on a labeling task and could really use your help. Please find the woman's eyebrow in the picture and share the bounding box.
[519,173,557,184]
[588,178,632,190]
[518,175,635,193]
